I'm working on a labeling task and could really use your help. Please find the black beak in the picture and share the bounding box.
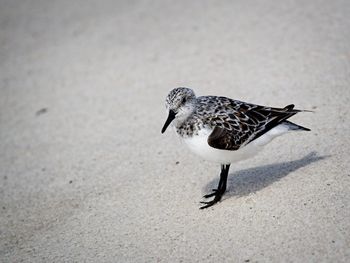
[161,110,176,133]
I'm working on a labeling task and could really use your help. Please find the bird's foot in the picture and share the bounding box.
[203,189,218,198]
[200,200,219,209]
[200,192,223,209]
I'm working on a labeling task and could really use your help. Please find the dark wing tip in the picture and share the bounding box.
[283,120,311,131]
[284,104,295,110]
[283,104,315,113]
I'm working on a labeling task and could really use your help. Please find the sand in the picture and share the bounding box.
[1,0,350,262]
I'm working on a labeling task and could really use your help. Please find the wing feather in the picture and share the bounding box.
[205,99,301,151]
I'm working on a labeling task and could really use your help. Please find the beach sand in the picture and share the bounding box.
[1,0,350,262]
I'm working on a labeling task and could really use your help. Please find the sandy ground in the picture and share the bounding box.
[1,0,350,262]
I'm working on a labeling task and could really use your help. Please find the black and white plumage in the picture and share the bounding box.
[161,87,310,209]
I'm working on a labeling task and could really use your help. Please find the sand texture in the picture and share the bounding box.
[1,0,350,262]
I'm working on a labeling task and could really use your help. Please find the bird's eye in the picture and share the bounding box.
[182,97,187,104]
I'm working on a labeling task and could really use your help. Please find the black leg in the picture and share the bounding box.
[220,164,230,193]
[202,164,226,198]
[200,164,230,209]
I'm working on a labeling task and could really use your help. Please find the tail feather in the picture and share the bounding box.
[283,104,314,113]
[283,120,311,131]
[283,104,295,111]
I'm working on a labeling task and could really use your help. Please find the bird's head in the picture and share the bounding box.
[161,87,196,133]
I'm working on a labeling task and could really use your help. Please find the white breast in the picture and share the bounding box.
[181,124,292,164]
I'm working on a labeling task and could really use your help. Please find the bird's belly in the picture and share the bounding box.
[182,128,261,164]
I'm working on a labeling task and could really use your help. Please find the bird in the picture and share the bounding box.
[161,87,310,209]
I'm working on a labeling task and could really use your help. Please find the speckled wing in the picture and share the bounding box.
[200,97,301,151]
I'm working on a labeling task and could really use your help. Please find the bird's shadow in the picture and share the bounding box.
[203,152,328,198]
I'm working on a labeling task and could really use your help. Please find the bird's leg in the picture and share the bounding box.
[200,164,230,209]
[220,164,230,194]
[202,164,225,198]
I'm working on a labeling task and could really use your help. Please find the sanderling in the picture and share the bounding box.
[161,87,310,209]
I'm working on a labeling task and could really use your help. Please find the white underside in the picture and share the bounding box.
[182,124,292,164]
